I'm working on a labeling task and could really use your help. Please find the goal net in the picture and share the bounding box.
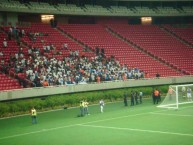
[157,84,193,109]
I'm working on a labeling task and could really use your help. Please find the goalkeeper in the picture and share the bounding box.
[187,87,192,102]
[168,87,173,101]
[181,86,186,98]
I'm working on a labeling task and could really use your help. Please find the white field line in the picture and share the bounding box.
[0,124,78,140]
[179,105,193,110]
[79,124,193,137]
[150,112,193,117]
[157,101,193,108]
[156,104,193,110]
[80,112,149,125]
[0,112,149,140]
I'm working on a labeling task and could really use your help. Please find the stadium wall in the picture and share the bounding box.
[0,13,4,23]
[7,13,18,26]
[96,17,128,24]
[0,76,193,101]
[2,12,193,26]
[0,12,18,26]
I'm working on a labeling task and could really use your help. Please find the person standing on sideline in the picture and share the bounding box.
[99,99,105,113]
[135,91,139,105]
[152,90,155,104]
[31,107,37,124]
[187,87,192,102]
[158,89,161,102]
[80,101,84,117]
[123,92,128,106]
[154,89,159,104]
[84,100,90,115]
[130,90,135,106]
[139,91,143,104]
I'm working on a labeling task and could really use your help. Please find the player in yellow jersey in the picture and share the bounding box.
[80,101,84,117]
[84,100,90,115]
[31,107,37,124]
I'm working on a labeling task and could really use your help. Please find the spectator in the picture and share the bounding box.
[63,43,68,49]
[96,75,101,83]
[0,51,3,57]
[21,29,25,37]
[8,30,12,40]
[3,39,7,48]
[156,72,160,79]
[42,79,49,87]
[5,41,146,88]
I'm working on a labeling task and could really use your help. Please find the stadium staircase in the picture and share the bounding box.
[161,25,193,47]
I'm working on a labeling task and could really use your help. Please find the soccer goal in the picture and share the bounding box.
[157,84,193,109]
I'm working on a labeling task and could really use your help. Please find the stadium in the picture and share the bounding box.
[0,0,193,145]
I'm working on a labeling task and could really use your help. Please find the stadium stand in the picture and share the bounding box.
[107,24,193,75]
[57,4,85,14]
[28,1,57,12]
[0,0,28,11]
[0,0,193,92]
[109,6,134,15]
[156,7,180,15]
[0,72,22,91]
[0,27,29,88]
[1,22,193,91]
[84,4,110,15]
[182,6,193,14]
[134,7,157,15]
[13,23,93,58]
[163,24,193,45]
[0,0,192,16]
[58,24,182,78]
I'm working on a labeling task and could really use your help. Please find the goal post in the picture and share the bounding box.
[157,84,193,109]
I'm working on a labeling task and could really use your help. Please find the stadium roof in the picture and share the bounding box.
[111,0,193,1]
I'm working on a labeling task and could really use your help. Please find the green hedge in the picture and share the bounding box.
[0,85,168,117]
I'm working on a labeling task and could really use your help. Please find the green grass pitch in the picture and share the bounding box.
[0,99,193,145]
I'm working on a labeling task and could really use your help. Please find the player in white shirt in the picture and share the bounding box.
[99,99,105,113]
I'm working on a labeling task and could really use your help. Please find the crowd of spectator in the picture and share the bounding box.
[3,46,144,88]
[7,26,25,41]
[1,26,145,88]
